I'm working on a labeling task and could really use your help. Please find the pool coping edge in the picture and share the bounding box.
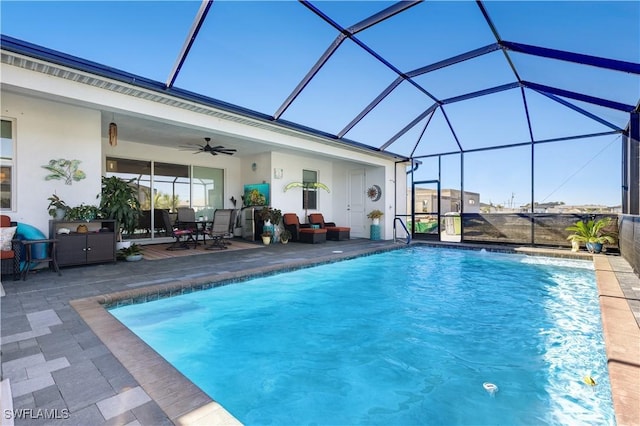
[70,244,638,425]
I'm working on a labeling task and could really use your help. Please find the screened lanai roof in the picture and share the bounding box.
[1,1,639,160]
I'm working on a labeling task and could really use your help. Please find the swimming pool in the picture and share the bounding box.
[111,246,615,425]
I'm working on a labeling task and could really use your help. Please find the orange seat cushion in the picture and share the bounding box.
[1,250,15,259]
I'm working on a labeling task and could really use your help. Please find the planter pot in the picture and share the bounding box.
[281,239,289,245]
[586,242,603,254]
[261,236,271,245]
[54,208,66,220]
[125,254,143,262]
[372,218,380,225]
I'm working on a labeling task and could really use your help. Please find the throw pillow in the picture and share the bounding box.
[0,226,17,251]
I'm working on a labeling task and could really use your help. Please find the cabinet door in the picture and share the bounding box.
[86,233,115,264]
[56,234,88,266]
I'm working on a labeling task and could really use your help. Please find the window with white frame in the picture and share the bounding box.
[302,169,318,210]
[1,119,15,210]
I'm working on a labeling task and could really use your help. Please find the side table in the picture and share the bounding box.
[21,239,61,281]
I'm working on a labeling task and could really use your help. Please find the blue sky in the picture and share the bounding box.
[2,1,638,207]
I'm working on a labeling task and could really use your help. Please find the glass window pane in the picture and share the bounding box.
[303,170,318,210]
[105,158,151,239]
[1,119,14,210]
[154,162,190,211]
[192,166,224,219]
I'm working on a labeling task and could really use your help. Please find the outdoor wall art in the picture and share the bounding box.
[367,184,382,201]
[42,158,86,185]
[243,183,270,206]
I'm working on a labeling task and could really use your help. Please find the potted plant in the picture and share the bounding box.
[258,207,273,225]
[261,230,272,245]
[367,209,384,225]
[98,176,141,244]
[280,229,291,244]
[118,243,143,261]
[566,217,616,254]
[67,204,101,221]
[47,194,69,220]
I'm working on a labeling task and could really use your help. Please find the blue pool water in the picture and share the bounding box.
[111,247,615,425]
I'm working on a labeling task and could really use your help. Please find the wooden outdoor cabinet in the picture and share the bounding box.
[49,220,116,267]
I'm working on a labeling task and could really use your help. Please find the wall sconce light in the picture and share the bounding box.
[107,160,117,172]
[251,163,257,172]
[108,122,118,146]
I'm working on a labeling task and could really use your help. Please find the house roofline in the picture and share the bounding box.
[1,34,409,162]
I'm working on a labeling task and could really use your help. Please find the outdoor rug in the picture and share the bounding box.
[141,238,263,261]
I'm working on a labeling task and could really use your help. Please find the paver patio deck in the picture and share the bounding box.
[1,239,638,425]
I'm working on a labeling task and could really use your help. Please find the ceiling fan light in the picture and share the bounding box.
[108,122,118,146]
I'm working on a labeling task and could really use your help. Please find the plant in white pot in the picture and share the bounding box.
[367,209,384,225]
[261,230,272,245]
[118,243,143,261]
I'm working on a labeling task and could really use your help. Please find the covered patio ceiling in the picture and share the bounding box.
[1,1,639,160]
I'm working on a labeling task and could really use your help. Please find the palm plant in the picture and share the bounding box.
[566,217,616,253]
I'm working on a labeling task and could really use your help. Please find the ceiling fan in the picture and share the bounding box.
[180,137,237,156]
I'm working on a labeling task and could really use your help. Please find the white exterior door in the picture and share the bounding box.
[348,169,366,238]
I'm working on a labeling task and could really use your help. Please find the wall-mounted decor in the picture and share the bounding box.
[273,168,283,179]
[109,122,118,146]
[42,159,86,185]
[367,184,382,201]
[244,183,269,206]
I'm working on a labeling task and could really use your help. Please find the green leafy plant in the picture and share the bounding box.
[117,243,143,259]
[566,218,616,247]
[258,207,282,225]
[367,209,384,220]
[67,204,101,221]
[98,176,141,241]
[280,229,292,241]
[47,194,69,218]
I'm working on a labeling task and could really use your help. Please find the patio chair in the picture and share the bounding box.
[283,213,326,244]
[204,209,234,250]
[308,213,350,241]
[1,214,21,280]
[163,210,195,250]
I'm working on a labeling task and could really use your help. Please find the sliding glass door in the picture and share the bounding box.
[105,157,224,241]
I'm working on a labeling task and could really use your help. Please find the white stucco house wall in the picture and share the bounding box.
[1,40,409,242]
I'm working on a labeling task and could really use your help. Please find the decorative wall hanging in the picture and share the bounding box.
[42,159,86,185]
[108,122,118,146]
[367,184,382,201]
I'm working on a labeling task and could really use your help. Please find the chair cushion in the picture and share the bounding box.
[0,250,15,259]
[0,215,11,227]
[0,226,17,251]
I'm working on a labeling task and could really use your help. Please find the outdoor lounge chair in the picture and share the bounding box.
[1,214,21,280]
[308,213,350,241]
[283,213,326,244]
